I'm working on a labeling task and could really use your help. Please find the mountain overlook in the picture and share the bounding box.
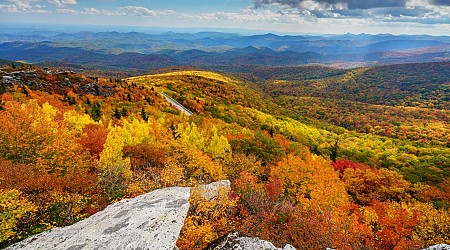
[2,0,450,246]
[0,63,449,249]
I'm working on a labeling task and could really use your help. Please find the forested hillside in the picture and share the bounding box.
[0,64,449,249]
[263,61,450,109]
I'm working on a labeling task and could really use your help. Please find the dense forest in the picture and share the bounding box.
[0,63,449,249]
[262,62,450,109]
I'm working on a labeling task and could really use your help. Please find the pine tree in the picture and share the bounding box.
[141,106,148,121]
[90,101,102,122]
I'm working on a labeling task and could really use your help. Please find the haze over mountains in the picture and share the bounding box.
[1,27,449,73]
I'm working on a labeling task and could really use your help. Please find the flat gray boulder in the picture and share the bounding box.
[424,245,450,250]
[6,180,289,250]
[7,186,191,250]
[206,232,296,250]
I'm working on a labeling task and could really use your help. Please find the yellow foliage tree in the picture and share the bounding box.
[0,189,36,244]
[172,144,225,185]
[0,100,56,164]
[205,126,232,160]
[63,110,97,134]
[118,118,154,146]
[0,100,86,172]
[176,122,205,149]
[97,127,132,199]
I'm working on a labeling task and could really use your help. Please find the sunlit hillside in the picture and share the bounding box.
[0,65,449,249]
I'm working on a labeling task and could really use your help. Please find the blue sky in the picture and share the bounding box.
[1,0,450,35]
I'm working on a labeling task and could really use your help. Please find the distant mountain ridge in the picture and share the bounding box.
[0,30,449,72]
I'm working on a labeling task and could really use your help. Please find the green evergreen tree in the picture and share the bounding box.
[121,107,127,117]
[113,107,122,120]
[141,106,148,121]
[91,101,102,121]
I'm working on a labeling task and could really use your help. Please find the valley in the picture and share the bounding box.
[0,58,449,249]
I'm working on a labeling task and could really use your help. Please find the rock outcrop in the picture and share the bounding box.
[424,245,450,250]
[206,232,296,250]
[7,186,191,250]
[6,180,296,250]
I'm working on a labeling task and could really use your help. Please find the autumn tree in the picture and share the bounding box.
[80,124,109,159]
[341,165,411,205]
[0,100,87,172]
[176,122,205,149]
[362,201,422,250]
[97,127,132,199]
[0,100,55,164]
[229,130,285,166]
[205,126,232,160]
[0,189,36,247]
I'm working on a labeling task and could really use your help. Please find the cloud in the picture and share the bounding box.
[82,7,99,15]
[55,8,78,14]
[111,6,174,17]
[253,0,408,10]
[49,5,171,17]
[1,0,35,12]
[253,0,450,10]
[184,8,313,24]
[0,0,76,13]
[47,0,77,7]
[0,4,19,13]
[250,0,450,24]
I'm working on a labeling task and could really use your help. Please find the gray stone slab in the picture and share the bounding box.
[7,186,191,250]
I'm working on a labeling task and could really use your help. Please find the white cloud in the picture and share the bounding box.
[12,0,32,9]
[82,7,99,15]
[55,8,78,14]
[105,6,174,17]
[177,6,450,35]
[247,0,450,24]
[1,0,36,12]
[186,8,308,23]
[47,0,77,7]
[0,4,19,13]
[34,8,50,13]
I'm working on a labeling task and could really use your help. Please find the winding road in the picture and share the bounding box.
[160,92,194,116]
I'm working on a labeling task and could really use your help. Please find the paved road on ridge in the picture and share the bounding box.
[160,92,194,116]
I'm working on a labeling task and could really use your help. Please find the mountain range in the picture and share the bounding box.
[1,30,449,73]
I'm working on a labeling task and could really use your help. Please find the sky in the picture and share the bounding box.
[1,0,450,35]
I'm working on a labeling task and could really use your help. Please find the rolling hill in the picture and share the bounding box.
[262,61,450,110]
[0,60,449,249]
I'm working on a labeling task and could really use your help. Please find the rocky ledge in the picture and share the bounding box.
[6,181,236,250]
[424,245,450,250]
[7,186,191,250]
